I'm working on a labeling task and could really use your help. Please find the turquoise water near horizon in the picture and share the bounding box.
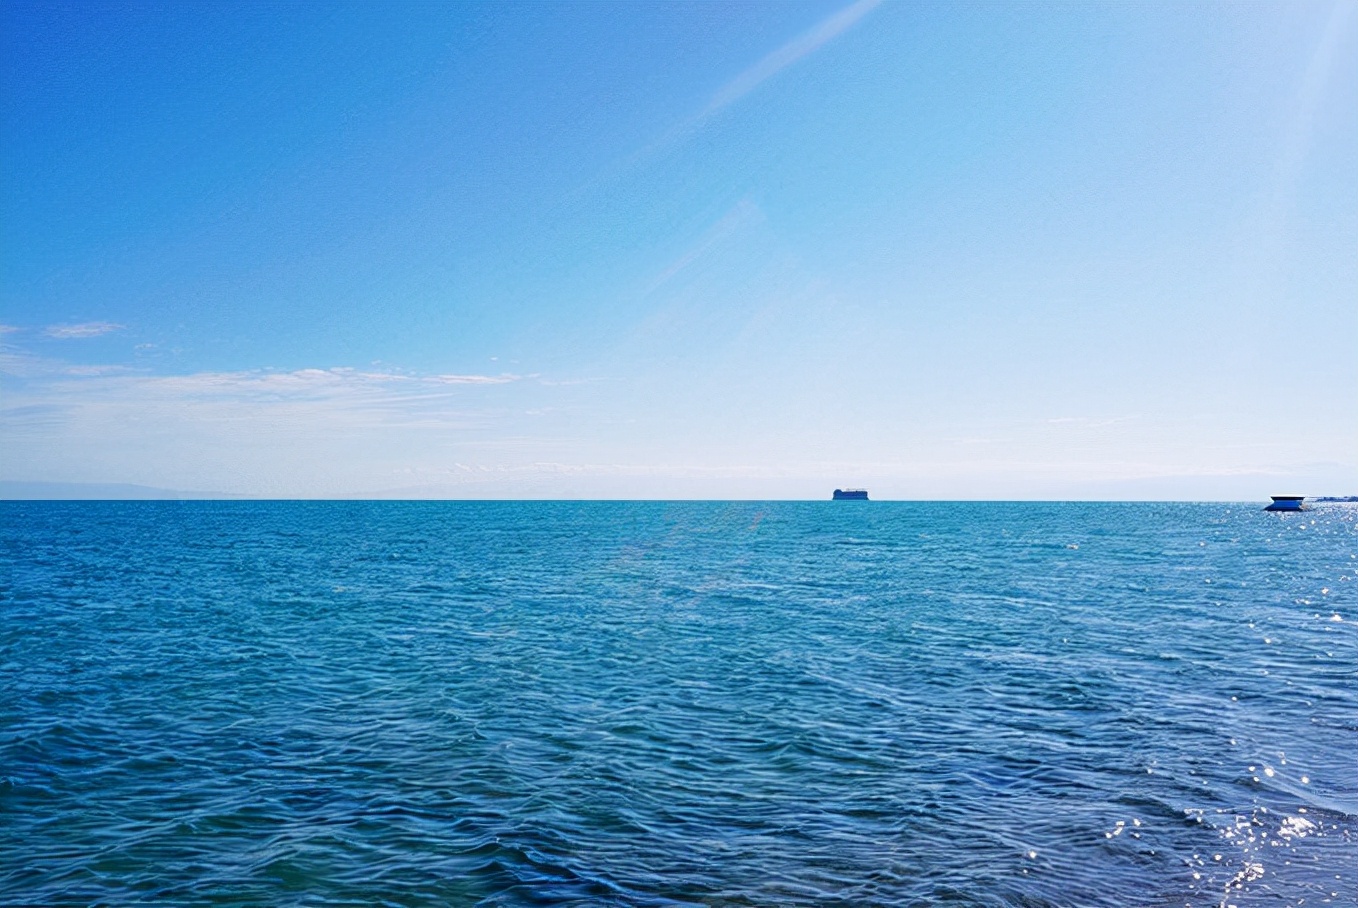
[2,501,1355,906]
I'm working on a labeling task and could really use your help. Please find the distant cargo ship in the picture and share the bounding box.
[832,489,868,500]
[1264,496,1306,512]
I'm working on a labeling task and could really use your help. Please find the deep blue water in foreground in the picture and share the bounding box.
[2,501,1355,908]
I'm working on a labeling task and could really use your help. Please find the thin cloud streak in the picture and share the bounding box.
[3,361,528,408]
[632,0,881,160]
[556,0,880,223]
[44,321,125,339]
[99,366,526,400]
[1045,416,1140,428]
[432,373,524,385]
[700,0,882,120]
[0,363,544,495]
[643,199,763,294]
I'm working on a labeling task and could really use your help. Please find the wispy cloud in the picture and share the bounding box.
[60,364,137,377]
[644,199,763,293]
[432,373,524,385]
[122,366,527,402]
[538,377,608,387]
[0,362,547,494]
[700,0,881,120]
[1046,416,1139,428]
[2,359,529,404]
[556,0,879,222]
[0,324,20,336]
[636,0,881,158]
[44,321,124,339]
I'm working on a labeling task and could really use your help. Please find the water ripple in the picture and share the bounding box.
[2,501,1355,906]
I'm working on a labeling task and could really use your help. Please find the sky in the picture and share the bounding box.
[2,0,1356,499]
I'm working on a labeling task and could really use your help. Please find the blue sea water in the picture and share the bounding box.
[1,501,1355,907]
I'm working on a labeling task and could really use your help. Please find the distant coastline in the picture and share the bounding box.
[0,481,251,501]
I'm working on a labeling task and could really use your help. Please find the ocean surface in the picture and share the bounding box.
[2,501,1354,907]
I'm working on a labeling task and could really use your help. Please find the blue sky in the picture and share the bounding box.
[2,0,1355,498]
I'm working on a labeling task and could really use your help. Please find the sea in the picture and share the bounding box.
[2,501,1354,907]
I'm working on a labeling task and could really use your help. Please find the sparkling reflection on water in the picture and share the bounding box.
[2,501,1355,906]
